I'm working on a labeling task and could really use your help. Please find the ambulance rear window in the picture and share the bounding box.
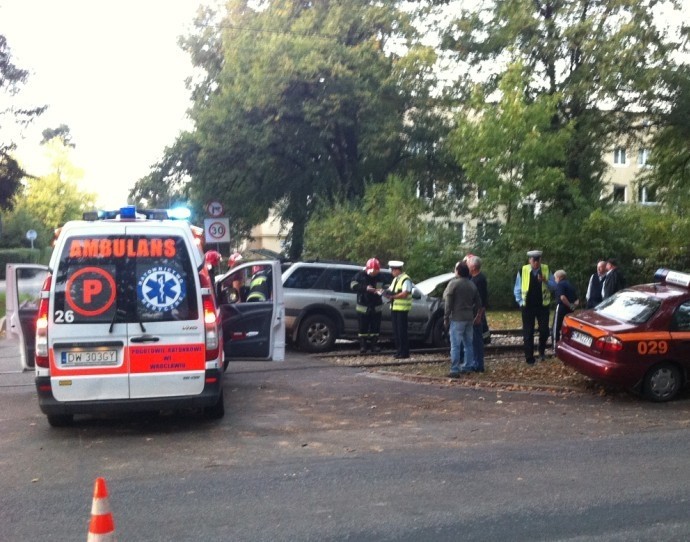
[53,235,199,324]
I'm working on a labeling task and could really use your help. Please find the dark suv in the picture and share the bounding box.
[281,261,449,352]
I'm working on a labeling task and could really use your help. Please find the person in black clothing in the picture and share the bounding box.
[350,258,385,353]
[585,260,607,308]
[552,269,579,343]
[246,265,271,302]
[602,258,626,300]
[513,250,556,364]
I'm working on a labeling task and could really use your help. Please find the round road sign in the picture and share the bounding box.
[207,220,227,240]
[206,201,224,217]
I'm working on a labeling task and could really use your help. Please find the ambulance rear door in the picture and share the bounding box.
[217,260,285,361]
[47,224,130,402]
[4,263,50,370]
[124,224,207,399]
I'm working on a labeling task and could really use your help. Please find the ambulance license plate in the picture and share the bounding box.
[571,331,593,348]
[60,350,117,366]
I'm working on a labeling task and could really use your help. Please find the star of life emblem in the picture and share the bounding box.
[138,266,186,312]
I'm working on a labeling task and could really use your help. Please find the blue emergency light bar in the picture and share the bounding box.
[82,206,192,221]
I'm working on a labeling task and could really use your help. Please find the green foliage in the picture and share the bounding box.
[0,139,95,249]
[640,66,690,215]
[479,205,690,309]
[166,0,439,261]
[303,175,463,280]
[437,0,685,206]
[0,248,47,279]
[1,34,45,210]
[448,63,576,223]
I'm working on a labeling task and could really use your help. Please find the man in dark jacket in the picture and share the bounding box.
[602,258,626,300]
[443,262,482,376]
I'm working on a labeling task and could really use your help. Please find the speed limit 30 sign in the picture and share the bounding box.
[203,218,230,243]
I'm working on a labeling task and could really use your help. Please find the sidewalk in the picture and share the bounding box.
[0,333,33,386]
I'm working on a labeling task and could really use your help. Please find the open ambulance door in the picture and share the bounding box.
[4,264,50,370]
[216,259,285,362]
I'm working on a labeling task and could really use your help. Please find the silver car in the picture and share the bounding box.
[278,262,452,352]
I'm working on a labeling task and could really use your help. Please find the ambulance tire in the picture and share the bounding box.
[204,389,225,419]
[47,414,74,427]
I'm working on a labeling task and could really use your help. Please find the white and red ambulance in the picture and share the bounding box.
[5,206,284,426]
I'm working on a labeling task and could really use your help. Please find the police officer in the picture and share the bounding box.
[350,258,384,354]
[384,260,413,359]
[513,250,555,364]
[246,264,271,302]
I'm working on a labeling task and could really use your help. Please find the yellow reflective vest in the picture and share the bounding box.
[520,264,551,306]
[390,272,412,312]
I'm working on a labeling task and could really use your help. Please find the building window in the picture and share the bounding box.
[456,222,466,243]
[637,148,650,167]
[613,147,626,165]
[638,185,657,204]
[416,179,435,200]
[476,222,499,244]
[612,185,626,202]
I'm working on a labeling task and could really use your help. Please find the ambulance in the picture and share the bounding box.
[5,206,285,426]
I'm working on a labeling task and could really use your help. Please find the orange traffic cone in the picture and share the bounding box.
[87,477,116,541]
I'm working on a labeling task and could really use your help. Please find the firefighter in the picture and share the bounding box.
[350,258,385,354]
[246,264,271,302]
[204,250,222,284]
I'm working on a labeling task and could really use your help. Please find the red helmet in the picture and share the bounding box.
[365,258,380,275]
[228,252,243,268]
[205,250,222,267]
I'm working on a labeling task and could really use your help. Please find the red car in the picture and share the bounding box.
[556,269,690,402]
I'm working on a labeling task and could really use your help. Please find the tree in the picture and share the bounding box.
[0,137,96,248]
[0,34,45,209]
[172,0,438,260]
[304,175,461,280]
[435,0,687,209]
[640,66,690,215]
[448,62,576,226]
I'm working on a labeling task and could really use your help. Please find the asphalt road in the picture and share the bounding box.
[2,339,690,541]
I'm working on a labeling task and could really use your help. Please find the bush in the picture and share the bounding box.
[0,248,50,279]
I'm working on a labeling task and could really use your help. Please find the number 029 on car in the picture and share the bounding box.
[571,330,593,347]
[60,350,117,366]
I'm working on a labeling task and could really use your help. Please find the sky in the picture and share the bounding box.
[1,0,207,206]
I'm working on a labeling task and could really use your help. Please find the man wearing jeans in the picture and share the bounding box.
[443,261,483,377]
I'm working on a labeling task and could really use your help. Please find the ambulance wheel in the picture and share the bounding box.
[47,414,74,427]
[643,363,681,402]
[204,389,225,419]
[298,314,336,353]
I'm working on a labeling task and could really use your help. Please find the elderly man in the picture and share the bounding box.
[513,250,556,365]
[466,255,488,372]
